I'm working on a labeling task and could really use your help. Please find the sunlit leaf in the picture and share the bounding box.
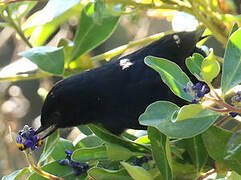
[221,28,241,94]
[144,56,193,102]
[88,168,132,180]
[70,2,119,61]
[139,101,219,138]
[121,162,153,180]
[201,49,220,83]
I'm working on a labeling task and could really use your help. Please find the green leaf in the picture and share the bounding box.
[88,168,132,180]
[2,168,31,180]
[174,104,204,122]
[23,0,80,28]
[185,53,204,81]
[121,162,153,180]
[88,124,150,154]
[139,101,219,138]
[148,127,173,180]
[27,161,86,180]
[106,143,136,161]
[75,135,103,148]
[144,56,193,102]
[23,0,82,46]
[229,23,239,37]
[38,130,60,164]
[70,2,119,61]
[225,130,241,160]
[201,49,220,83]
[231,171,241,180]
[202,126,241,174]
[222,28,241,94]
[19,46,65,75]
[181,135,208,171]
[135,136,150,144]
[57,38,74,63]
[72,145,108,162]
[78,125,93,136]
[51,138,74,161]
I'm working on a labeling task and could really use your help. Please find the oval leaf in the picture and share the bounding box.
[144,56,193,102]
[72,145,108,162]
[88,124,150,154]
[88,168,132,180]
[19,46,65,75]
[222,28,241,94]
[139,101,219,138]
[202,126,241,174]
[70,2,119,61]
[121,162,153,180]
[148,127,173,180]
[185,53,204,81]
[175,104,204,122]
[201,49,220,83]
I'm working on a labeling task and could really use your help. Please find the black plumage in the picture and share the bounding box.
[35,30,206,138]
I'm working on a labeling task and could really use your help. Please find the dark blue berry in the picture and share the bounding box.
[192,98,198,104]
[65,150,73,156]
[183,87,188,92]
[59,159,70,166]
[229,112,238,117]
[193,82,202,90]
[197,91,205,98]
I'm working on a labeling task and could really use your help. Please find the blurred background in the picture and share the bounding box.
[0,0,239,177]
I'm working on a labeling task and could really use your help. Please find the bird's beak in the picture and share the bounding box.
[34,125,57,139]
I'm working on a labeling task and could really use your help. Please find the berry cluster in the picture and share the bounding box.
[231,91,241,106]
[59,150,89,176]
[184,82,210,103]
[16,125,43,151]
[229,91,241,117]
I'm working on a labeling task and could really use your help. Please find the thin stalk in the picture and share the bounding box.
[5,7,33,48]
[24,151,63,180]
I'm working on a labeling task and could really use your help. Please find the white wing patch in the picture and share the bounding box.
[119,59,134,70]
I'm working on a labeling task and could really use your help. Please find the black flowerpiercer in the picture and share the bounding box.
[35,30,206,139]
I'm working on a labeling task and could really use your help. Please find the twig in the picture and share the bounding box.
[196,169,216,180]
[4,7,33,48]
[0,0,46,5]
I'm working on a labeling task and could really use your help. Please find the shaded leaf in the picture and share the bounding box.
[225,130,241,160]
[139,101,219,138]
[88,124,150,154]
[144,56,193,102]
[106,143,137,161]
[72,145,108,162]
[202,126,241,174]
[221,28,241,94]
[75,135,103,148]
[148,127,172,180]
[181,135,208,171]
[19,46,65,75]
[38,130,60,164]
[27,161,86,180]
[51,138,74,161]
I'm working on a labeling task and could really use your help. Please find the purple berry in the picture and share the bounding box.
[229,112,238,117]
[65,150,73,156]
[59,159,70,166]
[192,98,198,104]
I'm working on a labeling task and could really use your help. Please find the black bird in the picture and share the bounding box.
[35,30,206,139]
